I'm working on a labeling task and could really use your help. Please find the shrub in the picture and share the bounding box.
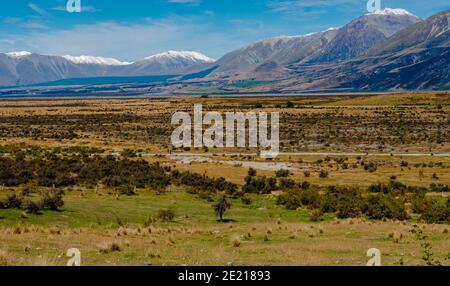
[40,189,64,211]
[20,185,35,197]
[309,209,324,222]
[286,101,295,108]
[22,199,41,214]
[303,171,310,177]
[248,168,257,177]
[121,149,137,158]
[241,196,252,205]
[275,169,290,178]
[335,195,363,219]
[279,178,295,189]
[231,236,241,247]
[299,188,320,209]
[198,191,215,202]
[420,198,450,224]
[368,181,424,196]
[2,194,22,209]
[213,196,231,221]
[429,184,450,193]
[0,155,171,190]
[276,190,301,210]
[277,188,320,210]
[157,208,175,222]
[242,176,277,194]
[364,195,408,220]
[411,192,427,214]
[364,162,378,172]
[117,185,136,196]
[319,186,361,214]
[173,171,238,195]
[298,181,311,190]
[99,242,122,253]
[319,170,328,178]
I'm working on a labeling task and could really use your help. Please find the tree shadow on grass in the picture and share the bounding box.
[216,219,237,223]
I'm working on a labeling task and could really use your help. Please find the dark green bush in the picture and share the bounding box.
[429,183,449,193]
[117,185,136,196]
[248,168,257,177]
[368,181,427,195]
[279,178,295,189]
[298,181,311,190]
[2,194,22,209]
[243,176,277,194]
[275,169,290,178]
[0,155,171,190]
[40,189,64,211]
[364,162,377,172]
[173,171,238,195]
[319,170,328,178]
[309,209,324,222]
[22,199,41,214]
[157,209,175,222]
[363,195,408,220]
[319,186,361,214]
[241,196,252,205]
[276,190,301,210]
[420,198,450,223]
[335,195,364,219]
[276,188,320,210]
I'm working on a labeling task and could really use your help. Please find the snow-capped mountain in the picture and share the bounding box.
[5,51,33,58]
[0,50,215,86]
[62,55,132,66]
[144,51,214,63]
[0,52,109,86]
[371,8,416,17]
[268,9,450,91]
[211,29,338,79]
[301,8,421,63]
[208,8,421,79]
[125,51,215,76]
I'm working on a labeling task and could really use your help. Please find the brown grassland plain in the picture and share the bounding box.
[0,92,449,266]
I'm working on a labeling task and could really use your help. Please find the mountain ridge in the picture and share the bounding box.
[1,8,449,91]
[0,50,214,86]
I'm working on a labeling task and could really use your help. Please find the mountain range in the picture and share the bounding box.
[0,51,214,87]
[0,8,449,91]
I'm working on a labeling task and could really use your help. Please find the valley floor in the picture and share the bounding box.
[0,92,449,266]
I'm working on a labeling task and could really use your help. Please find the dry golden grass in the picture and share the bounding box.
[0,220,448,266]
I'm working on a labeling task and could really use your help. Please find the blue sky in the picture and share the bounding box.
[0,0,449,61]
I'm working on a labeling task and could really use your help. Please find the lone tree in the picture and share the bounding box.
[213,196,232,222]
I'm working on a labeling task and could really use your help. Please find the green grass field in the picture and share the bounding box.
[0,188,448,266]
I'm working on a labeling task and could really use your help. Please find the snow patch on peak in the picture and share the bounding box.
[324,27,339,32]
[62,55,132,66]
[6,51,32,58]
[255,32,319,46]
[370,8,416,17]
[144,51,215,63]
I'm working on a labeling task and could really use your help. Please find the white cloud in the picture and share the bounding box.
[28,3,49,16]
[50,5,99,12]
[268,0,362,15]
[3,16,255,60]
[167,0,201,5]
